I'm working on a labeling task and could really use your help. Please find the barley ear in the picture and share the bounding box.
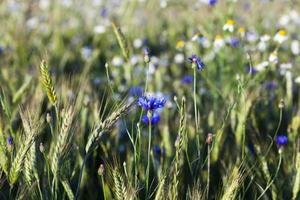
[111,21,130,62]
[9,111,42,184]
[39,60,57,106]
[51,106,74,179]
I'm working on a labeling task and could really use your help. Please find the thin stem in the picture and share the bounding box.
[207,144,211,200]
[144,62,150,94]
[257,153,282,200]
[193,67,198,133]
[74,153,89,200]
[146,112,152,197]
[265,107,283,156]
[101,176,106,200]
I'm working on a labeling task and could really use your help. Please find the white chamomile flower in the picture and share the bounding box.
[133,38,143,49]
[93,25,106,34]
[174,53,184,64]
[223,19,236,32]
[255,61,269,71]
[214,35,225,50]
[112,56,124,67]
[269,51,278,64]
[295,76,300,84]
[274,30,288,44]
[291,40,300,55]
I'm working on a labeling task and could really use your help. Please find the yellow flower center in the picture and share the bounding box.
[238,27,245,33]
[226,19,235,25]
[278,30,286,36]
[215,35,223,40]
[176,40,185,48]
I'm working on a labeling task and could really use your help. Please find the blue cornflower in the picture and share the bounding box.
[100,7,108,17]
[264,81,278,90]
[209,0,218,6]
[0,47,4,55]
[188,55,205,71]
[142,112,160,125]
[153,145,166,157]
[7,136,13,146]
[276,135,288,146]
[144,47,150,56]
[129,86,143,97]
[246,66,257,75]
[229,37,239,48]
[138,96,166,111]
[181,75,194,84]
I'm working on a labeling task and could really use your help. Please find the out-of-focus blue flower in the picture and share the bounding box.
[276,135,288,146]
[138,96,166,111]
[118,144,126,154]
[248,142,256,157]
[129,86,143,97]
[100,7,108,17]
[7,136,13,145]
[0,47,4,55]
[264,81,278,90]
[209,0,218,6]
[229,37,239,48]
[181,75,194,84]
[142,112,160,125]
[188,55,205,71]
[144,47,150,56]
[246,66,258,75]
[153,145,166,157]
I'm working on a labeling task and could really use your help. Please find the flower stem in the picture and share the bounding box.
[193,67,198,133]
[146,112,152,197]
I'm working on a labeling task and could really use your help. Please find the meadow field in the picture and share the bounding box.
[0,0,300,199]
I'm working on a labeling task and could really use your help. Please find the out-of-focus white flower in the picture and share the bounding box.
[130,54,142,65]
[223,19,236,32]
[61,0,72,7]
[174,53,184,64]
[39,0,50,9]
[274,30,288,44]
[246,31,258,43]
[26,17,39,29]
[255,61,269,71]
[81,47,93,60]
[150,56,159,66]
[269,51,278,64]
[289,10,300,24]
[199,37,211,48]
[280,62,292,75]
[257,35,270,52]
[260,34,270,42]
[295,76,300,84]
[280,62,292,70]
[160,0,167,8]
[214,35,225,50]
[149,63,156,74]
[133,38,143,49]
[291,40,300,55]
[278,15,290,27]
[257,41,267,52]
[112,56,124,67]
[93,25,106,34]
